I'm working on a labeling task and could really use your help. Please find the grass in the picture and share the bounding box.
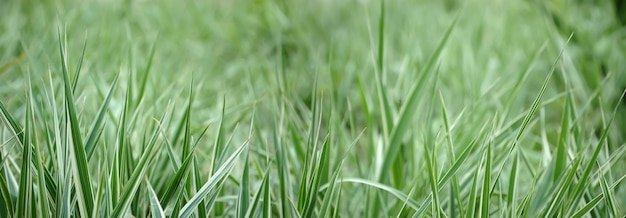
[1,0,626,217]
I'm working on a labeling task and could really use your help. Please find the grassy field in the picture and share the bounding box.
[1,0,626,217]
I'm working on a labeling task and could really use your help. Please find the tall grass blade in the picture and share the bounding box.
[490,33,573,196]
[159,147,195,208]
[567,90,625,215]
[136,37,158,107]
[262,167,271,218]
[85,73,119,159]
[507,152,519,216]
[544,138,583,216]
[58,27,95,217]
[396,186,416,218]
[373,0,394,136]
[0,173,14,217]
[424,139,441,217]
[297,76,321,214]
[411,127,487,217]
[71,39,87,94]
[179,141,248,218]
[110,116,163,217]
[480,138,492,218]
[501,42,548,122]
[16,82,33,218]
[29,82,51,217]
[246,167,270,217]
[439,91,465,218]
[319,160,344,217]
[570,193,603,218]
[274,114,291,217]
[110,74,132,205]
[237,152,250,218]
[303,135,331,218]
[0,100,24,149]
[378,15,458,183]
[146,179,165,218]
[553,72,572,179]
[598,170,618,217]
[333,182,342,217]
[466,160,482,218]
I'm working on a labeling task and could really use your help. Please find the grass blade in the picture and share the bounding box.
[110,117,163,217]
[372,0,394,137]
[0,172,14,217]
[262,168,271,218]
[466,160,482,218]
[16,81,33,218]
[85,73,119,159]
[71,38,87,94]
[396,185,416,218]
[570,193,603,218]
[179,141,248,218]
[237,152,250,218]
[246,167,271,217]
[136,37,158,107]
[567,90,625,215]
[321,178,421,210]
[490,33,574,196]
[146,179,165,218]
[274,113,291,217]
[598,169,618,217]
[0,101,24,144]
[553,72,572,180]
[507,152,519,216]
[319,160,344,217]
[30,88,51,217]
[543,147,584,217]
[378,15,458,183]
[576,174,626,217]
[480,138,492,218]
[58,27,95,217]
[159,147,195,208]
[424,139,441,217]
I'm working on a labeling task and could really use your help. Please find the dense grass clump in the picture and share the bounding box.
[1,0,625,217]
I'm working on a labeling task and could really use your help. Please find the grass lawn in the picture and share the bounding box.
[1,0,626,217]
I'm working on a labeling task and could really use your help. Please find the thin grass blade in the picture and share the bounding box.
[146,179,165,218]
[179,141,248,218]
[237,152,250,218]
[58,27,95,217]
[110,119,163,217]
[379,15,458,183]
[16,84,33,218]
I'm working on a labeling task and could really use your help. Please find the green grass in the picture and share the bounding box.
[1,0,626,217]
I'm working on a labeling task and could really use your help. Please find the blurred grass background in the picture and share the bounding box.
[2,0,624,123]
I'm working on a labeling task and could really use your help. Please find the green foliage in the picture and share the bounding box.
[0,0,625,217]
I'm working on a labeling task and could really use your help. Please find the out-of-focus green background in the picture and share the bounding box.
[2,0,625,126]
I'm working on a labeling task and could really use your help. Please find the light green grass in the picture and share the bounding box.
[1,0,626,217]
